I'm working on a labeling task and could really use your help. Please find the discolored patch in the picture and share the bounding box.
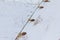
[21,32,27,36]
[44,0,49,2]
[29,19,35,22]
[38,6,44,9]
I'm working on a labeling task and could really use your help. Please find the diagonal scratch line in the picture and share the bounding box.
[16,0,44,37]
[19,7,38,33]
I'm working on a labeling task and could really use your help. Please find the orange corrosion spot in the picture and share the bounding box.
[38,6,44,9]
[15,32,27,40]
[21,32,27,36]
[28,19,35,22]
[44,0,49,2]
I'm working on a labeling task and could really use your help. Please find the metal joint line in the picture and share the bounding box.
[18,0,44,35]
